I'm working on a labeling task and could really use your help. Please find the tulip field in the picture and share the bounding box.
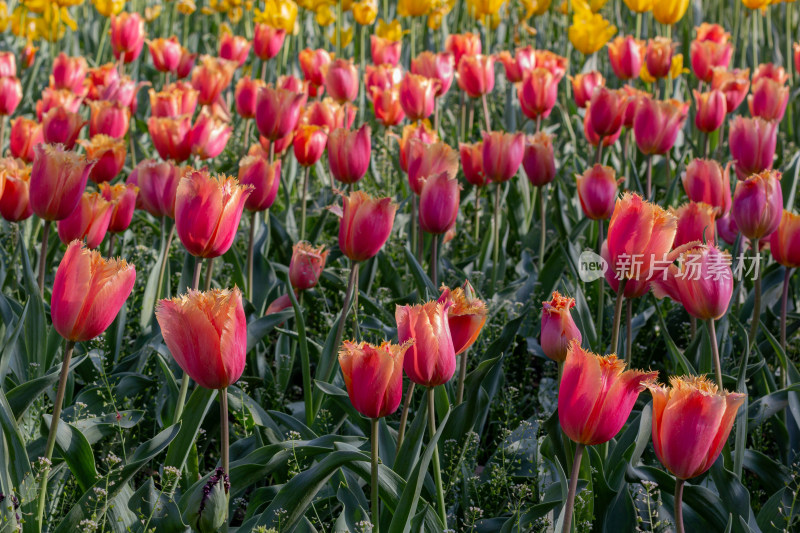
[3,0,800,531]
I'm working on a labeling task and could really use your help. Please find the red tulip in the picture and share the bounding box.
[583,105,622,148]
[338,190,397,262]
[156,288,247,390]
[0,76,21,116]
[148,115,193,162]
[693,89,726,133]
[728,116,778,180]
[633,97,689,155]
[522,132,556,187]
[30,144,94,221]
[459,141,486,187]
[0,160,32,222]
[482,131,524,183]
[407,139,459,195]
[646,376,745,479]
[255,85,304,141]
[690,23,732,83]
[535,50,568,80]
[621,85,649,128]
[9,117,43,162]
[682,159,732,217]
[0,52,15,77]
[644,37,675,79]
[419,171,460,235]
[148,37,183,73]
[289,241,329,290]
[110,12,145,63]
[80,134,127,184]
[457,54,495,98]
[371,35,402,66]
[371,87,406,127]
[293,124,328,167]
[42,107,85,149]
[265,293,294,317]
[89,100,130,139]
[176,46,197,79]
[445,33,482,68]
[238,156,280,212]
[234,76,265,119]
[324,58,359,103]
[518,68,558,120]
[36,87,82,122]
[99,182,138,233]
[299,48,332,88]
[328,124,372,184]
[716,213,740,246]
[57,191,113,249]
[748,78,790,122]
[770,211,800,268]
[438,281,486,355]
[51,241,136,342]
[576,164,620,220]
[175,170,253,258]
[607,36,644,81]
[411,51,455,97]
[588,87,625,138]
[732,169,783,240]
[218,33,251,67]
[127,159,182,218]
[21,44,36,70]
[671,201,716,247]
[398,121,437,172]
[339,340,410,418]
[396,300,456,387]
[190,109,232,160]
[51,53,88,93]
[190,55,236,106]
[364,64,403,96]
[570,71,605,109]
[711,67,750,113]
[253,23,286,60]
[399,73,438,121]
[559,342,657,445]
[540,292,582,362]
[496,45,536,83]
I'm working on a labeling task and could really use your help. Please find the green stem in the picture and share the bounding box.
[0,115,6,157]
[396,382,415,452]
[324,261,360,382]
[625,298,633,364]
[674,479,686,533]
[481,93,491,132]
[491,182,502,291]
[220,387,229,485]
[538,186,546,271]
[300,166,310,241]
[473,187,481,243]
[610,279,627,355]
[410,195,418,258]
[247,211,257,302]
[562,442,585,533]
[38,220,51,298]
[752,9,759,68]
[427,387,447,528]
[204,256,214,291]
[371,418,380,533]
[155,220,175,302]
[749,238,761,348]
[430,234,438,287]
[95,17,110,65]
[456,349,468,406]
[781,268,792,388]
[707,319,723,390]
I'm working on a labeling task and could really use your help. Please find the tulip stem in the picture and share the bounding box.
[204,257,215,291]
[247,211,258,301]
[396,382,414,452]
[325,262,360,383]
[300,166,310,241]
[0,115,6,157]
[155,221,175,303]
[220,387,230,483]
[430,234,438,287]
[456,349,469,406]
[36,339,76,531]
[752,9,759,68]
[538,185,546,271]
[371,417,380,533]
[107,234,116,258]
[610,279,627,356]
[635,13,642,40]
[562,442,585,533]
[645,154,653,200]
[427,387,447,528]
[781,267,792,361]
[625,299,633,365]
[707,319,723,390]
[38,220,51,298]
[473,187,481,243]
[674,479,686,533]
[749,238,761,348]
[594,139,603,165]
[481,93,492,132]
[491,183,502,292]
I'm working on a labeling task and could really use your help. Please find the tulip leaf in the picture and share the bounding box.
[404,247,437,298]
[43,415,98,492]
[164,387,217,472]
[286,278,313,427]
[245,310,293,353]
[7,353,88,420]
[0,297,27,383]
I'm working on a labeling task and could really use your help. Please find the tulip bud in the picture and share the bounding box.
[292,125,328,167]
[175,171,253,258]
[540,292,582,362]
[89,100,130,139]
[57,192,113,249]
[338,190,397,262]
[299,48,332,88]
[303,98,356,131]
[407,140,459,195]
[437,281,487,355]
[769,211,800,268]
[748,78,790,122]
[411,51,455,97]
[31,144,94,221]
[253,23,286,60]
[583,105,622,148]
[693,89,726,134]
[80,135,127,184]
[157,288,247,389]
[150,82,199,118]
[190,110,232,160]
[716,212,740,246]
[399,73,438,121]
[711,67,750,113]
[570,71,605,109]
[646,376,745,480]
[218,33,251,67]
[190,55,236,106]
[255,85,304,141]
[682,159,731,217]
[576,164,620,220]
[482,131,525,183]
[9,117,43,163]
[732,169,783,240]
[110,13,145,63]
[0,76,21,116]
[371,87,406,127]
[728,116,778,180]
[238,156,280,212]
[496,46,536,83]
[21,44,37,70]
[633,97,689,155]
[148,115,193,162]
[419,171,460,235]
[396,300,457,387]
[522,132,556,187]
[0,53,15,77]
[182,467,230,533]
[607,36,644,81]
[99,182,138,233]
[0,159,32,222]
[339,340,411,418]
[324,58,359,103]
[644,37,675,79]
[289,242,328,291]
[328,125,372,185]
[42,107,86,149]
[371,35,402,66]
[51,241,136,342]
[690,24,732,83]
[518,68,558,120]
[51,53,88,93]
[364,64,402,96]
[457,54,495,98]
[671,201,716,247]
[128,159,182,218]
[459,141,486,187]
[234,76,265,119]
[559,343,657,445]
[147,37,183,73]
[445,33,482,67]
[588,87,625,138]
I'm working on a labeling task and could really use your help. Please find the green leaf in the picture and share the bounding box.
[404,247,437,298]
[43,415,98,491]
[7,354,88,420]
[246,310,294,353]
[164,387,217,471]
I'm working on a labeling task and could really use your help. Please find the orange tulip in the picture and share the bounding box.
[292,124,328,167]
[457,54,495,98]
[398,122,437,172]
[690,23,732,83]
[0,158,32,222]
[496,46,536,83]
[80,135,127,184]
[445,33,482,67]
[302,98,356,131]
[396,300,456,387]
[298,48,332,89]
[570,71,604,108]
[770,211,800,268]
[150,82,199,117]
[371,87,406,127]
[338,190,397,262]
[190,55,236,106]
[57,192,113,249]
[399,72,438,121]
[89,100,130,139]
[559,342,657,445]
[459,141,486,187]
[607,36,644,81]
[148,115,193,162]
[30,144,94,221]
[290,241,329,291]
[51,240,136,342]
[407,139,459,195]
[9,117,43,163]
[339,340,411,418]
[364,64,403,96]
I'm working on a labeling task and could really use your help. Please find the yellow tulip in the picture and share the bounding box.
[353,0,377,25]
[742,0,770,7]
[623,0,652,12]
[144,4,161,21]
[568,7,616,55]
[0,2,8,32]
[376,18,403,40]
[427,3,453,29]
[329,25,353,47]
[397,0,433,17]
[315,4,335,26]
[466,0,505,17]
[652,0,688,24]
[255,0,297,32]
[92,0,124,17]
[177,0,197,14]
[573,0,608,12]
[520,0,551,17]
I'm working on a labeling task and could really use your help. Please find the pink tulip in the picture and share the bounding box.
[570,71,605,109]
[633,97,689,155]
[411,51,455,97]
[607,36,644,81]
[324,58,359,103]
[327,124,372,184]
[732,169,783,240]
[88,100,130,139]
[371,35,402,66]
[338,190,397,262]
[482,131,525,183]
[255,85,304,141]
[518,68,559,121]
[496,46,536,83]
[522,132,556,187]
[235,76,266,119]
[457,54,495,98]
[399,73,438,121]
[99,182,139,233]
[729,116,778,180]
[51,53,88,93]
[748,78,790,122]
[190,109,233,160]
[57,192,113,249]
[9,117,43,162]
[459,141,486,187]
[407,140,459,195]
[42,107,85,149]
[396,300,457,387]
[289,242,328,291]
[540,292,582,362]
[148,115,193,162]
[711,68,750,113]
[238,156,281,212]
[419,171,460,235]
[30,144,94,221]
[693,89,726,134]
[682,159,732,217]
[253,23,286,60]
[576,164,620,221]
[218,33,251,67]
[671,201,716,247]
[588,87,625,138]
[445,33,482,67]
[110,13,145,63]
[690,24,732,83]
[127,159,182,218]
[0,76,21,116]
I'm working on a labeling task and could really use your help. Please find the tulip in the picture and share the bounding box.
[218,33,251,67]
[482,131,524,183]
[446,33,482,67]
[147,37,184,73]
[110,12,145,63]
[583,106,622,148]
[540,292,582,363]
[570,71,605,109]
[682,159,732,217]
[364,64,403,96]
[690,24,732,83]
[644,38,675,80]
[299,48,332,89]
[265,293,294,316]
[457,54,495,98]
[419,171,460,235]
[752,63,789,85]
[338,190,397,262]
[411,52,455,97]
[0,161,32,222]
[289,241,329,291]
[399,73,438,121]
[396,300,456,387]
[522,132,556,187]
[190,110,232,160]
[9,117,43,162]
[175,170,253,258]
[748,78,790,122]
[175,47,197,79]
[303,98,357,131]
[191,56,236,106]
[459,141,486,187]
[238,156,280,212]
[85,63,120,102]
[620,86,648,129]
[253,23,286,60]
[127,159,182,218]
[57,192,113,249]
[371,35,402,66]
[156,288,247,390]
[711,67,750,113]
[79,135,127,184]
[328,124,372,184]
[0,53,15,77]
[99,182,138,233]
[438,282,487,358]
[728,116,778,180]
[496,46,536,83]
[576,164,620,220]
[607,36,644,81]
[41,107,85,150]
[518,68,558,121]
[148,115,193,162]
[51,53,88,93]
[671,201,716,247]
[255,85,304,142]
[371,87,406,127]
[324,58,359,103]
[30,144,94,221]
[652,0,689,25]
[0,76,21,116]
[407,140,459,195]
[277,75,309,105]
[732,169,783,240]
[234,76,265,119]
[771,211,800,268]
[693,89,726,134]
[398,122,438,173]
[339,340,410,419]
[89,100,130,139]
[716,213,740,246]
[633,97,688,155]
[588,87,625,138]
[21,44,37,70]
[293,124,328,167]
[150,82,199,118]
[257,134,294,159]
[795,43,800,75]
